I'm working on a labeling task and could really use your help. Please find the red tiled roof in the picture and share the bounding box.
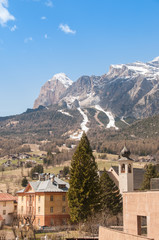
[0,193,17,202]
[0,215,3,221]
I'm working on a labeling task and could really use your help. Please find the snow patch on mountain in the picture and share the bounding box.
[48,73,73,88]
[70,108,89,140]
[58,110,72,117]
[109,57,159,80]
[95,105,118,130]
[121,116,130,126]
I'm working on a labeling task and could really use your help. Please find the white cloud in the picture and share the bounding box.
[10,24,17,32]
[44,34,48,39]
[41,16,46,20]
[59,24,76,35]
[45,0,53,7]
[24,37,33,43]
[0,0,15,26]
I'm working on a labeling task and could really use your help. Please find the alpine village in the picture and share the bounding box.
[1,55,159,240]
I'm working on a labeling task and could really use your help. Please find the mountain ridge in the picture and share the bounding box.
[33,57,159,119]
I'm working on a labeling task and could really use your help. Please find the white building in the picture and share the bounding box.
[118,145,134,193]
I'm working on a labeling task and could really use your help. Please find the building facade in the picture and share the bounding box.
[17,174,70,227]
[0,193,17,225]
[123,191,159,240]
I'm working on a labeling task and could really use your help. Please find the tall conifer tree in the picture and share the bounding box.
[100,169,122,216]
[141,164,158,190]
[68,132,101,223]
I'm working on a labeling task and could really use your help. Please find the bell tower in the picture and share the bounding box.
[118,145,134,194]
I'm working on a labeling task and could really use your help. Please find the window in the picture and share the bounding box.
[62,195,66,201]
[3,202,6,207]
[3,210,6,215]
[121,164,125,173]
[137,216,147,236]
[21,206,23,213]
[62,207,66,213]
[38,218,40,225]
[38,207,40,214]
[128,164,132,173]
[50,218,54,226]
[38,196,41,202]
[50,207,53,213]
[50,195,53,201]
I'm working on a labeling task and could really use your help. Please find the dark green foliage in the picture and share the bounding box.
[141,164,159,190]
[21,177,28,187]
[100,169,122,216]
[43,150,54,166]
[63,166,69,177]
[25,162,32,168]
[68,132,101,223]
[30,164,44,179]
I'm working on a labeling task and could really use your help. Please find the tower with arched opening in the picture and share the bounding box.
[118,145,134,193]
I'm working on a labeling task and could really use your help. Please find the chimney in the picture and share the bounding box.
[51,175,55,184]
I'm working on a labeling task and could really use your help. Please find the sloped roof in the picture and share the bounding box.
[111,166,145,190]
[17,176,69,193]
[0,193,17,202]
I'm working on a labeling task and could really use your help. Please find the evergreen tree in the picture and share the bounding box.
[43,150,54,166]
[100,169,122,217]
[68,132,101,223]
[21,177,28,187]
[141,164,158,190]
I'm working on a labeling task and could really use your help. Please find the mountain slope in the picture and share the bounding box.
[33,57,159,119]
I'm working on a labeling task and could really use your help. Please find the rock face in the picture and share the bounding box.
[34,57,159,119]
[33,73,73,109]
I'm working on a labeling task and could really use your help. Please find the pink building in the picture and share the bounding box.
[123,191,159,240]
[99,146,159,240]
[99,191,159,240]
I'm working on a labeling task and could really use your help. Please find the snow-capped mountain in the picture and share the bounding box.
[34,57,159,119]
[34,73,73,109]
[48,73,73,88]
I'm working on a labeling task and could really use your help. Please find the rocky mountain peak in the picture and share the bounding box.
[33,73,73,109]
[107,57,159,80]
[48,73,73,88]
[34,57,159,119]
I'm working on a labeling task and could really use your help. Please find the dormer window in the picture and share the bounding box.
[58,184,66,189]
[121,164,125,173]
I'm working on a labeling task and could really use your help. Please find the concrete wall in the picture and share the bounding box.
[123,191,159,240]
[99,227,154,240]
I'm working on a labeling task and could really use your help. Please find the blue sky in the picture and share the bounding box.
[0,0,159,116]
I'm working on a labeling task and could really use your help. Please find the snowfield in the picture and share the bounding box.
[70,108,89,140]
[95,105,118,130]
